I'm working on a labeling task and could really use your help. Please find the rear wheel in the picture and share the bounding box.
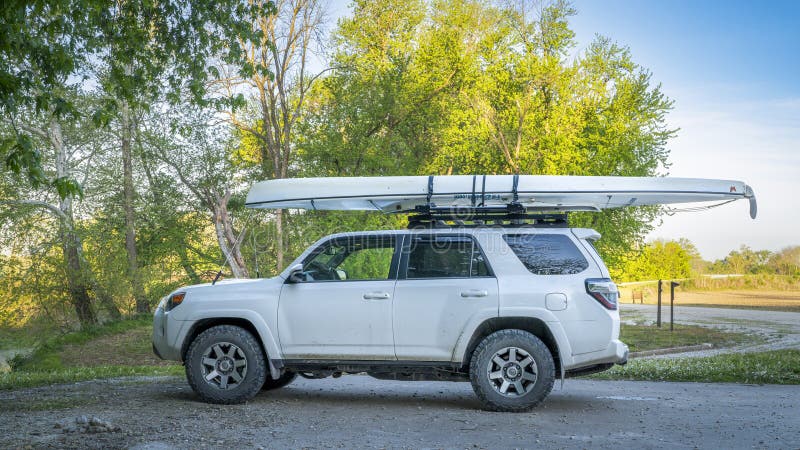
[469,329,555,412]
[185,325,267,404]
[262,371,297,390]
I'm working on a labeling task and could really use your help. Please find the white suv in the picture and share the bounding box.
[153,226,628,412]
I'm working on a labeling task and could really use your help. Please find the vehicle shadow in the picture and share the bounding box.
[263,385,483,410]
[157,378,598,413]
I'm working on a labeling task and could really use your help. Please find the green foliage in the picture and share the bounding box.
[767,246,800,276]
[299,0,675,264]
[618,239,693,282]
[0,365,182,391]
[700,245,800,277]
[590,350,800,384]
[0,0,271,194]
[1,0,733,332]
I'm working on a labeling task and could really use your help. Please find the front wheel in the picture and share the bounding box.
[185,325,267,404]
[469,329,555,412]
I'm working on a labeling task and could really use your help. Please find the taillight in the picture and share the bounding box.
[585,278,618,310]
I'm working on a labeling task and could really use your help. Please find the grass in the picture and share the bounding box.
[1,396,97,412]
[677,303,800,313]
[3,316,181,391]
[0,312,774,390]
[620,323,751,353]
[0,365,183,391]
[12,316,171,371]
[589,350,800,384]
[0,327,42,351]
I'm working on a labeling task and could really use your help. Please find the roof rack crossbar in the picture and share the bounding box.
[407,205,569,229]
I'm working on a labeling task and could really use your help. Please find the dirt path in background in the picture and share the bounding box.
[1,375,798,449]
[619,289,800,311]
[58,328,172,368]
[621,304,800,358]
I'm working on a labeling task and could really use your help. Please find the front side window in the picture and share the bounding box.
[406,236,491,279]
[504,234,589,275]
[302,236,396,281]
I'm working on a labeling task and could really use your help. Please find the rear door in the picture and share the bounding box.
[393,234,499,361]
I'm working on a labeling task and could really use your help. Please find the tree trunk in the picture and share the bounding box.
[50,117,97,327]
[121,100,148,313]
[275,209,284,271]
[212,191,249,278]
[60,226,97,326]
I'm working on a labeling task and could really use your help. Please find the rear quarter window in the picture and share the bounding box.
[503,234,589,275]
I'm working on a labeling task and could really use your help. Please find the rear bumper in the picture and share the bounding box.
[566,339,629,371]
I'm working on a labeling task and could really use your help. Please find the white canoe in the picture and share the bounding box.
[245,175,757,219]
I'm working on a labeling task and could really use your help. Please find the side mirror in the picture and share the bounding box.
[287,263,305,283]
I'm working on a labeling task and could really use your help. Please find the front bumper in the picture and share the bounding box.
[152,306,187,361]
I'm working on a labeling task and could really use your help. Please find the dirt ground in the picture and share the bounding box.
[58,328,173,368]
[619,288,800,311]
[1,375,798,449]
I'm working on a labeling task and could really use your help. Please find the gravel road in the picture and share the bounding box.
[621,304,800,358]
[2,374,798,449]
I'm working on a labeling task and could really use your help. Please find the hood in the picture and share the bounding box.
[171,277,279,297]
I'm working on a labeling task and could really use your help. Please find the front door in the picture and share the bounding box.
[278,234,400,360]
[393,234,499,361]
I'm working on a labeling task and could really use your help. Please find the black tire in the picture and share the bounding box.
[262,371,297,391]
[185,325,267,404]
[469,329,555,412]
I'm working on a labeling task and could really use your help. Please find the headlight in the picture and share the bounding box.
[165,292,186,311]
[157,295,169,310]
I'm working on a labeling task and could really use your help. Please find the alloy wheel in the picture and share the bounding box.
[200,342,248,390]
[485,346,538,397]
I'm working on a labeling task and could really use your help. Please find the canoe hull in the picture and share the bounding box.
[245,175,756,218]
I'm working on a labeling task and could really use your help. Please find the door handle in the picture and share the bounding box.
[363,292,391,300]
[460,289,488,298]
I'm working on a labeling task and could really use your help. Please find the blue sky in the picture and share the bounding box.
[571,0,800,101]
[326,0,800,259]
[569,0,800,259]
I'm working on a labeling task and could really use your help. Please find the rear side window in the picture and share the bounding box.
[406,236,491,279]
[503,234,589,275]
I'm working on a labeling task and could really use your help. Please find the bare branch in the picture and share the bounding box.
[0,200,71,229]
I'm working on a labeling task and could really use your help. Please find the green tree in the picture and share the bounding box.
[0,0,264,194]
[217,0,326,271]
[620,240,692,282]
[710,245,773,274]
[0,91,120,326]
[767,246,800,276]
[300,0,675,265]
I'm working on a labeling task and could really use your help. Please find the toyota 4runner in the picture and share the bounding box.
[153,226,628,412]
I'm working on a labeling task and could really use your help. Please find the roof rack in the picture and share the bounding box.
[406,204,569,229]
